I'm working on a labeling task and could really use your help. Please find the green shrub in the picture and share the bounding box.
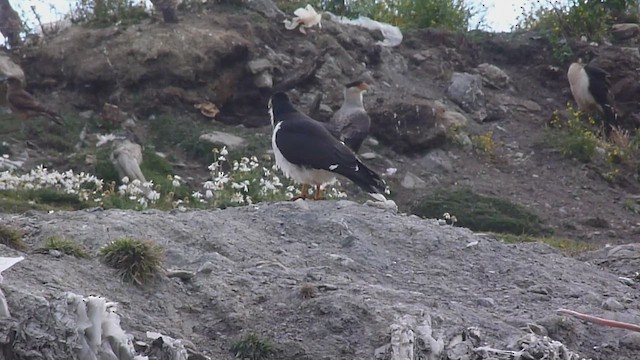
[547,105,599,163]
[516,0,639,61]
[99,238,164,285]
[231,333,274,360]
[72,0,149,27]
[412,187,550,236]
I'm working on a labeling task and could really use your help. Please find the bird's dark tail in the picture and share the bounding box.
[45,111,65,126]
[335,159,388,199]
[603,104,619,136]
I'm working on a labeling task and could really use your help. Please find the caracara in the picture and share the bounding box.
[269,92,387,201]
[3,76,64,128]
[329,80,371,153]
[567,61,619,135]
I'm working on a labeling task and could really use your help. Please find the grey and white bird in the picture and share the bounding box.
[329,80,371,153]
[567,60,619,135]
[269,92,387,201]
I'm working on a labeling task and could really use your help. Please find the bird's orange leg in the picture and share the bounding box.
[290,184,309,201]
[313,185,324,200]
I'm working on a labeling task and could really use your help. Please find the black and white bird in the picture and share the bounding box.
[329,80,371,153]
[567,60,619,134]
[269,92,387,201]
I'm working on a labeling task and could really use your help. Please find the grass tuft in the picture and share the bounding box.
[494,233,599,255]
[0,225,27,251]
[39,236,89,258]
[99,238,164,285]
[231,333,274,360]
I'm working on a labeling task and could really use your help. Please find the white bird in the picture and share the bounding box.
[283,4,322,34]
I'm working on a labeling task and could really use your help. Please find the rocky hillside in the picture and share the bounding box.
[2,201,640,359]
[2,0,638,246]
[1,0,640,358]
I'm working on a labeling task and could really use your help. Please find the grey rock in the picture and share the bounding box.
[199,131,246,150]
[477,63,510,89]
[602,297,625,311]
[253,71,273,89]
[401,171,427,189]
[197,261,215,274]
[477,297,496,307]
[446,72,488,122]
[611,23,640,41]
[247,58,273,74]
[360,152,377,160]
[419,149,454,173]
[48,249,63,258]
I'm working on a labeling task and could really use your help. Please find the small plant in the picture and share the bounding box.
[471,131,499,160]
[494,233,599,255]
[231,333,274,360]
[547,104,599,163]
[99,238,164,285]
[40,236,89,258]
[0,225,27,251]
[299,283,318,299]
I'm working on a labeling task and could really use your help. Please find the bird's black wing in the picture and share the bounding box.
[276,112,358,171]
[275,112,386,194]
[584,64,614,105]
[584,64,618,127]
[341,111,371,153]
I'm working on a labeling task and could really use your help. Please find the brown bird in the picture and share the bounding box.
[3,76,64,129]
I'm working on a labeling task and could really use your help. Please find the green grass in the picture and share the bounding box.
[412,187,551,236]
[0,189,89,213]
[494,233,599,255]
[38,236,89,258]
[0,225,27,251]
[99,238,164,285]
[231,333,275,360]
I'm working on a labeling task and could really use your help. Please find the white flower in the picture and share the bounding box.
[203,181,216,189]
[205,190,214,199]
[230,192,244,204]
[220,146,228,156]
[147,190,161,201]
[121,176,130,184]
[172,175,182,187]
[192,191,203,199]
[231,180,250,192]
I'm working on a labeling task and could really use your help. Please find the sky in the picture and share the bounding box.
[19,0,538,33]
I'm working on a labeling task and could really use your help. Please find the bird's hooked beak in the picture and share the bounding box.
[357,82,369,91]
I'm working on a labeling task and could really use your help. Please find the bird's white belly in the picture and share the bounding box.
[569,68,598,112]
[272,122,336,186]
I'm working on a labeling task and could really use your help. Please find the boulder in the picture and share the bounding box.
[446,72,488,122]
